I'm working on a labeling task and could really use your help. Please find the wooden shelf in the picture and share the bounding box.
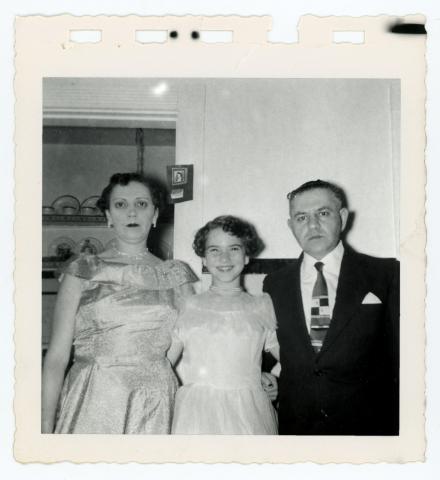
[43,213,174,226]
[43,214,106,226]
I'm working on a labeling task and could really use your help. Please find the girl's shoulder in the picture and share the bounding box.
[235,291,273,309]
[179,289,225,313]
[184,289,271,313]
[246,292,277,330]
[258,291,275,309]
[183,290,208,307]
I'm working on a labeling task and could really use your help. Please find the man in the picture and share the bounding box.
[263,180,399,435]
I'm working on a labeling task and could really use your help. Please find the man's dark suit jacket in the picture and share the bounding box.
[263,245,399,435]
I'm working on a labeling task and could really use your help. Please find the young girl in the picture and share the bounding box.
[169,215,279,434]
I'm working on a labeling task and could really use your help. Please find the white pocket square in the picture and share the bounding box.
[362,292,382,304]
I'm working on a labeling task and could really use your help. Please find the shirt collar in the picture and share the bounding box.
[302,241,344,278]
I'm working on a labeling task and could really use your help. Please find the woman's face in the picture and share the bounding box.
[202,228,249,289]
[106,181,158,246]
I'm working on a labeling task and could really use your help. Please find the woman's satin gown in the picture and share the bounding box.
[54,254,196,434]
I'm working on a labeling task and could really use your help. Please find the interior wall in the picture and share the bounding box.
[173,81,207,275]
[42,78,400,294]
[43,144,137,205]
[174,79,400,287]
[43,127,175,206]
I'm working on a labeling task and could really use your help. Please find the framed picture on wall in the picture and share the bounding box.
[167,164,193,203]
[171,166,187,185]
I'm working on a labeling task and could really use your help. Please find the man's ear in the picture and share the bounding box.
[287,217,293,233]
[245,255,249,266]
[340,208,349,232]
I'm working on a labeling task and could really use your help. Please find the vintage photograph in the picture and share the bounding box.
[172,166,187,185]
[41,77,400,437]
[13,13,427,464]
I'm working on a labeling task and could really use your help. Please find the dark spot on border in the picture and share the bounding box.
[389,23,426,34]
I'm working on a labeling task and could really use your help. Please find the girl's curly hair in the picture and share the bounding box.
[193,215,264,258]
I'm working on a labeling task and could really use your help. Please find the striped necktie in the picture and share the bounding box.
[310,261,331,353]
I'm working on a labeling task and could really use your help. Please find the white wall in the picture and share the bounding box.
[174,79,400,285]
[43,78,400,291]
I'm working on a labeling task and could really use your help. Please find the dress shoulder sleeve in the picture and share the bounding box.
[260,293,279,353]
[260,292,278,331]
[166,260,199,287]
[58,254,101,281]
[117,259,198,291]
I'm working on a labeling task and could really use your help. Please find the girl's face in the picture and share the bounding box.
[106,181,158,247]
[202,228,249,289]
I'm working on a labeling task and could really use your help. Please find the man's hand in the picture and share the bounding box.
[261,372,278,401]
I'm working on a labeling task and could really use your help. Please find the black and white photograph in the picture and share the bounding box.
[11,12,429,467]
[40,77,400,437]
[172,167,187,185]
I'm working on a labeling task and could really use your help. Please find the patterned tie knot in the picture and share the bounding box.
[314,261,324,272]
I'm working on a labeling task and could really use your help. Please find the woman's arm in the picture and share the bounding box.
[168,278,194,367]
[173,281,195,312]
[41,274,82,433]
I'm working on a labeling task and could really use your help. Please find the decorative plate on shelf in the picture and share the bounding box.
[78,237,104,255]
[51,195,80,215]
[42,206,55,215]
[49,236,77,260]
[80,195,101,215]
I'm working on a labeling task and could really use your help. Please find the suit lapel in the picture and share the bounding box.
[293,257,311,335]
[287,255,317,357]
[319,249,367,355]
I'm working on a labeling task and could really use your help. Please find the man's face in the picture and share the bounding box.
[288,188,348,260]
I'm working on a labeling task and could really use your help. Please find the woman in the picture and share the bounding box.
[41,172,197,434]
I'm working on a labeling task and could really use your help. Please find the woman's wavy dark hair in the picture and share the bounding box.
[97,172,165,214]
[193,215,264,258]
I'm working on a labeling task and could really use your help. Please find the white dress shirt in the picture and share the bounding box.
[300,241,344,333]
[269,242,345,377]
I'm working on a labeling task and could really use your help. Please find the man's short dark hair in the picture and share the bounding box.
[287,180,348,209]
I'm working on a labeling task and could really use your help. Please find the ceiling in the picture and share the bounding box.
[43,78,179,128]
